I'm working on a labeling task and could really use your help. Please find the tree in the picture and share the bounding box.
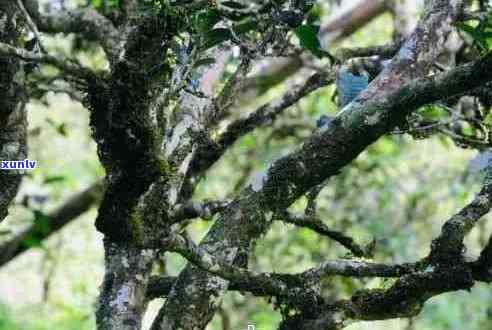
[1,0,492,329]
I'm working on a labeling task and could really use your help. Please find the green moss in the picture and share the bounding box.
[156,155,171,176]
[129,208,145,244]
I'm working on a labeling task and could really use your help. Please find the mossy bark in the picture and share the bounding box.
[0,2,27,223]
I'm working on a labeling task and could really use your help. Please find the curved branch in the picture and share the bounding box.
[321,0,389,42]
[0,180,105,267]
[160,233,413,313]
[280,161,492,329]
[430,164,492,259]
[16,0,46,53]
[188,72,332,181]
[153,2,470,329]
[24,0,121,61]
[168,199,231,223]
[0,41,98,79]
[278,212,369,257]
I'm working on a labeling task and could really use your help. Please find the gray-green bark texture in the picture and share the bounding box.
[3,0,492,330]
[0,2,27,223]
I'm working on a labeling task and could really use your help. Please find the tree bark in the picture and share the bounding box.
[96,240,156,330]
[0,2,27,223]
[152,1,464,329]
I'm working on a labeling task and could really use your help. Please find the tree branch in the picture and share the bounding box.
[16,0,46,53]
[0,180,105,267]
[153,2,469,328]
[278,212,370,257]
[188,72,332,181]
[159,233,413,313]
[321,0,389,43]
[168,199,231,223]
[279,161,492,329]
[335,43,401,62]
[24,0,121,61]
[472,233,492,282]
[429,163,492,260]
[0,41,98,79]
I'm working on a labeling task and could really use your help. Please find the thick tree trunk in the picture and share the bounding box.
[96,240,156,330]
[0,2,27,223]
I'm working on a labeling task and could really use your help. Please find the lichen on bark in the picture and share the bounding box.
[0,2,27,223]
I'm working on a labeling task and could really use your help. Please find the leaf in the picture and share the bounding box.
[306,4,323,25]
[193,58,216,68]
[233,20,257,34]
[221,1,248,9]
[45,118,68,137]
[419,105,447,121]
[43,175,67,184]
[294,24,325,58]
[21,236,44,248]
[461,122,473,136]
[195,9,221,33]
[485,31,492,49]
[57,122,68,136]
[21,211,51,249]
[201,28,232,50]
[33,210,51,235]
[456,22,489,51]
[456,22,477,35]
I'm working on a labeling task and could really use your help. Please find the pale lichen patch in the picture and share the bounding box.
[250,170,266,192]
[365,112,382,126]
[165,119,192,157]
[121,256,130,268]
[109,284,133,313]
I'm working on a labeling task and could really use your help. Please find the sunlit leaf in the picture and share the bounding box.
[43,175,67,184]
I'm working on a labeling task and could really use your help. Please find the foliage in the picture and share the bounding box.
[456,11,492,53]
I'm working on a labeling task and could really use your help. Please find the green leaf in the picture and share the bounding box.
[43,175,67,184]
[33,210,51,235]
[456,22,489,51]
[485,31,492,49]
[20,211,51,249]
[461,122,473,136]
[419,105,447,120]
[21,236,44,248]
[221,1,248,9]
[201,28,232,50]
[294,24,325,58]
[456,22,477,35]
[57,123,68,136]
[193,58,216,68]
[233,20,257,34]
[306,4,323,25]
[199,18,256,50]
[45,118,68,136]
[483,111,492,126]
[195,9,221,33]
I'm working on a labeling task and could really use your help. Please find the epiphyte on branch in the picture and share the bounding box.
[336,62,369,107]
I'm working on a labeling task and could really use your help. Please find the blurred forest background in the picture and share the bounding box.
[1,0,492,329]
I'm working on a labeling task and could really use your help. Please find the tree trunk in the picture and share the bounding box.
[0,2,27,223]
